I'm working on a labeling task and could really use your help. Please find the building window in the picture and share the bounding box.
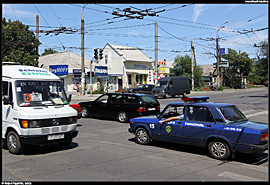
[105,55,108,64]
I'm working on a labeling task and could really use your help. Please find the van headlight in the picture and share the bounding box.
[19,119,40,128]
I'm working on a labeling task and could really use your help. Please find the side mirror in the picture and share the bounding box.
[68,94,72,102]
[3,95,10,105]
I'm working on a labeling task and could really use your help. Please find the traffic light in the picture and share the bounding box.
[99,49,103,60]
[94,49,98,60]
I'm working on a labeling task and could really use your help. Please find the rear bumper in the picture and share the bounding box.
[249,143,268,152]
[19,130,78,146]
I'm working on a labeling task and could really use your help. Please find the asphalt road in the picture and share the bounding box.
[2,88,268,181]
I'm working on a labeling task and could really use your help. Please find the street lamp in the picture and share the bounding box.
[216,21,228,88]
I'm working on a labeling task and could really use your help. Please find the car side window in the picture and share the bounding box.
[110,94,124,104]
[187,106,215,123]
[125,95,138,104]
[162,105,184,119]
[97,94,109,103]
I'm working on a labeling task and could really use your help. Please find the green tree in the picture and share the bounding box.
[41,48,58,56]
[222,48,252,88]
[2,18,41,66]
[171,54,203,88]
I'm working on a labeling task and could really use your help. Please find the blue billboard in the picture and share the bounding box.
[49,65,68,76]
[94,66,108,76]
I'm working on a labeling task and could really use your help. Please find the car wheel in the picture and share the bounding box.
[81,107,89,118]
[118,111,128,123]
[7,131,24,154]
[208,139,231,160]
[135,127,150,145]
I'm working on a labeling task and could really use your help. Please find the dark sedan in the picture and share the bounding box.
[79,93,160,123]
[127,84,155,94]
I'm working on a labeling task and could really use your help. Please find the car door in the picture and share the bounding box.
[151,105,184,142]
[93,94,110,117]
[183,105,217,146]
[107,94,124,119]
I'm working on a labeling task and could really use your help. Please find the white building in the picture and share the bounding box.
[98,43,154,91]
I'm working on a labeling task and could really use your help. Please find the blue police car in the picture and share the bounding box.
[128,96,268,160]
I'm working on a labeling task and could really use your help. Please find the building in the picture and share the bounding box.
[38,51,101,94]
[98,43,154,91]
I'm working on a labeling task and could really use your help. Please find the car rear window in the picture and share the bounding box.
[140,96,159,104]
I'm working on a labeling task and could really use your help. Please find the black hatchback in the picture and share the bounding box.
[79,93,160,122]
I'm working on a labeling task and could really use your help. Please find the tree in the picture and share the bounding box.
[222,48,252,88]
[171,54,203,89]
[41,48,58,56]
[2,18,41,66]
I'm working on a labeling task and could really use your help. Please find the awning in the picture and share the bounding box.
[125,69,149,75]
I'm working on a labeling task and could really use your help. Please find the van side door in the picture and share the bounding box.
[2,78,14,137]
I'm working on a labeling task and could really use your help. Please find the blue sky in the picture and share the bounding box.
[2,4,268,65]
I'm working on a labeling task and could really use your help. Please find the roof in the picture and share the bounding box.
[167,101,235,108]
[2,65,59,80]
[107,43,152,63]
[38,51,101,73]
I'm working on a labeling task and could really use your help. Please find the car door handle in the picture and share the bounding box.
[177,122,182,125]
[206,125,212,128]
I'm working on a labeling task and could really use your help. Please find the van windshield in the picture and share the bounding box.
[15,80,69,107]
[156,81,168,87]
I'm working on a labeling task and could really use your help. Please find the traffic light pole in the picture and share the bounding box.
[81,8,85,95]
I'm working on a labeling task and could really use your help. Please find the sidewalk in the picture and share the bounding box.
[70,87,268,103]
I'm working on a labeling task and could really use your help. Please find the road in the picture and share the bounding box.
[2,88,268,181]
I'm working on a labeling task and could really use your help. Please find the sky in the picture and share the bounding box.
[2,3,268,66]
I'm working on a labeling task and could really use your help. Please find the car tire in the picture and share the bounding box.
[135,127,150,145]
[81,107,89,118]
[208,139,231,160]
[118,111,128,123]
[164,93,170,99]
[7,131,24,154]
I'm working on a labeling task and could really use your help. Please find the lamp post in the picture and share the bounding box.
[216,21,228,88]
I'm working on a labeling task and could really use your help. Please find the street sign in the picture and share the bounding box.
[219,48,225,56]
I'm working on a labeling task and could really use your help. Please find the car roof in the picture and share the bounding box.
[104,92,153,97]
[167,101,235,108]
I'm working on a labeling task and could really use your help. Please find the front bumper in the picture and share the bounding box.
[19,130,78,146]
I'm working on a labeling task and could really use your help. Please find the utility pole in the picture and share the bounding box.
[81,8,85,95]
[155,22,158,84]
[36,15,39,65]
[216,35,220,88]
[191,41,195,90]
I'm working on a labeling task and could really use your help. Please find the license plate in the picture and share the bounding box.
[154,94,158,97]
[148,108,156,111]
[48,134,64,140]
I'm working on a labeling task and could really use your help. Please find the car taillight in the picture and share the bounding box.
[157,105,160,111]
[261,133,268,141]
[137,107,147,112]
[76,107,81,112]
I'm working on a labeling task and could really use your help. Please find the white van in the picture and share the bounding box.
[2,65,78,154]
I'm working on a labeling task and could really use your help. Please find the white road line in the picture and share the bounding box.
[245,111,268,118]
[218,171,263,181]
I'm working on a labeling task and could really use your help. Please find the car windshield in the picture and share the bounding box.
[219,106,248,124]
[15,80,69,107]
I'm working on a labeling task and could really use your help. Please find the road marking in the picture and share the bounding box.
[245,111,268,118]
[218,171,263,181]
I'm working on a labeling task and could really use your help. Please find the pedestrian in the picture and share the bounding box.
[73,82,81,96]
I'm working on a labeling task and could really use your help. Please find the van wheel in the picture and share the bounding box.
[118,111,128,123]
[7,131,24,154]
[164,93,170,99]
[81,107,89,118]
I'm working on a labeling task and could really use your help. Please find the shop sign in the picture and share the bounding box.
[49,65,68,76]
[94,66,108,76]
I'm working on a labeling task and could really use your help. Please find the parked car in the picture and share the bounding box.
[70,104,82,119]
[127,84,155,94]
[129,96,268,160]
[152,76,190,98]
[79,93,160,123]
